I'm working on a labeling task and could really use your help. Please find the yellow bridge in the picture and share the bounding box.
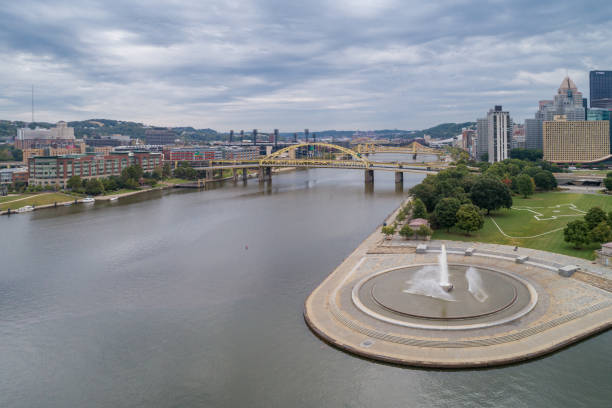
[355,141,444,156]
[189,142,449,185]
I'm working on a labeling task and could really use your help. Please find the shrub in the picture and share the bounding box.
[382,225,396,238]
[415,225,432,239]
[399,225,414,239]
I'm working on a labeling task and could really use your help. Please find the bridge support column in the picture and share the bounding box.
[242,168,248,182]
[264,167,272,182]
[258,167,265,183]
[206,169,213,180]
[232,169,238,182]
[395,171,403,185]
[364,169,374,184]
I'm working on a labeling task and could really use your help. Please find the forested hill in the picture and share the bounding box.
[0,119,474,142]
[410,122,475,139]
[0,119,218,141]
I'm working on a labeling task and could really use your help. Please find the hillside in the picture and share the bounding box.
[0,119,474,142]
[411,122,475,139]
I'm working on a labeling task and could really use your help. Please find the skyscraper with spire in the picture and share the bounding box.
[526,76,585,150]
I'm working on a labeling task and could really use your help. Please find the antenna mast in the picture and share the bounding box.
[31,85,34,123]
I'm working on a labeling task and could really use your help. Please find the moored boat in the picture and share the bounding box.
[16,205,34,213]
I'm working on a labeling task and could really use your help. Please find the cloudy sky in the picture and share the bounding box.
[1,0,611,131]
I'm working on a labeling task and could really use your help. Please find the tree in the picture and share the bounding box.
[434,197,461,231]
[509,148,543,161]
[411,198,427,219]
[84,178,104,195]
[162,163,172,179]
[589,221,612,244]
[399,225,414,239]
[563,220,590,249]
[409,182,437,212]
[415,225,433,239]
[381,225,396,238]
[533,170,557,191]
[455,203,484,235]
[152,167,163,180]
[516,174,535,198]
[126,165,144,181]
[604,176,612,192]
[67,175,82,190]
[585,207,607,230]
[470,177,513,214]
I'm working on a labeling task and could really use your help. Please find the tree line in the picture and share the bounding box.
[409,157,558,234]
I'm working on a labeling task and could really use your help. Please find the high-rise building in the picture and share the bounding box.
[536,77,585,121]
[543,116,610,163]
[525,76,585,151]
[461,128,476,157]
[15,121,76,149]
[511,123,525,149]
[587,108,612,153]
[590,70,612,109]
[525,119,543,150]
[487,105,512,163]
[144,128,178,145]
[476,118,488,160]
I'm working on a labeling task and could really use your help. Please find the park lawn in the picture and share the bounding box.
[1,192,76,211]
[102,188,139,196]
[163,178,192,184]
[433,191,612,260]
[0,194,30,203]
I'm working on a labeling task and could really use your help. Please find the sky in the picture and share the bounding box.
[1,0,612,132]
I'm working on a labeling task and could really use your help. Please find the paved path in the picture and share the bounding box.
[0,193,43,204]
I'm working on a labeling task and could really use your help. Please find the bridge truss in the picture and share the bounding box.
[355,141,443,156]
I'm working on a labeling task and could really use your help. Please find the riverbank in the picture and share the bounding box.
[0,167,300,215]
[304,199,612,368]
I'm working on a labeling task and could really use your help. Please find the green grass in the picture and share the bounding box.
[0,194,30,204]
[433,191,612,260]
[102,188,139,196]
[164,178,192,184]
[1,192,77,211]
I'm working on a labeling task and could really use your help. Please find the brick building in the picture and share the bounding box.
[28,151,162,188]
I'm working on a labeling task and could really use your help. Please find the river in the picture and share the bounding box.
[0,165,610,407]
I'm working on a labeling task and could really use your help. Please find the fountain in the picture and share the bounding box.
[355,243,534,327]
[438,245,453,292]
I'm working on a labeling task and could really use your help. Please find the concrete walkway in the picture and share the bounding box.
[305,213,612,368]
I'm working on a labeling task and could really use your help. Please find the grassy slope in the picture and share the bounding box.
[1,192,76,211]
[433,192,612,260]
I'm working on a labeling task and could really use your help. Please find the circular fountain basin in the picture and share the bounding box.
[353,264,537,330]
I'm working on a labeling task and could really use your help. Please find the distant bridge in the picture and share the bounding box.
[188,142,448,185]
[355,141,444,157]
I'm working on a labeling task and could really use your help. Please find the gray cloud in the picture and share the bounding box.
[1,0,611,131]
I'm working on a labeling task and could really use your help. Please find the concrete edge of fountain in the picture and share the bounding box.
[303,306,612,368]
[304,225,612,368]
[349,263,538,330]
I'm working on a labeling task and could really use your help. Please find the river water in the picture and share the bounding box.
[0,166,610,407]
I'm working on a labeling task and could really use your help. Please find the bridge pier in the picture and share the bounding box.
[264,167,272,182]
[206,169,213,180]
[242,168,248,182]
[232,169,238,182]
[395,171,403,185]
[364,169,374,184]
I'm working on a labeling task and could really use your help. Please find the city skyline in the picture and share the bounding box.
[1,0,612,131]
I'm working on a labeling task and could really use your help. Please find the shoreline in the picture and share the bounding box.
[304,198,612,368]
[0,167,299,215]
